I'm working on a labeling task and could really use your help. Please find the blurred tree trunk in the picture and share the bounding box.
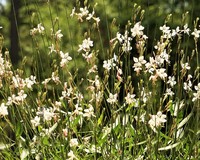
[10,0,20,64]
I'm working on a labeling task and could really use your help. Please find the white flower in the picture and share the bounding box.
[160,24,171,35]
[156,68,167,80]
[117,67,123,81]
[95,91,103,103]
[76,7,89,21]
[88,65,98,74]
[149,74,158,83]
[116,32,123,43]
[145,57,156,74]
[148,111,167,133]
[160,49,170,64]
[73,104,83,115]
[48,44,56,54]
[37,107,55,122]
[79,7,89,17]
[107,93,118,104]
[192,83,200,102]
[70,7,76,17]
[0,103,8,116]
[42,78,51,86]
[125,93,136,104]
[164,88,174,97]
[183,81,192,91]
[31,116,40,128]
[191,28,200,38]
[83,104,95,118]
[120,31,133,52]
[171,26,180,37]
[8,90,27,105]
[133,56,146,74]
[37,23,45,33]
[25,75,36,89]
[67,150,77,160]
[30,23,45,35]
[182,24,190,35]
[70,138,79,147]
[55,29,63,40]
[94,75,100,89]
[140,88,151,103]
[167,76,176,87]
[131,22,144,37]
[135,155,144,160]
[78,38,93,52]
[181,62,190,70]
[154,41,166,51]
[134,112,146,123]
[20,149,29,160]
[35,153,41,160]
[82,52,93,62]
[135,56,147,64]
[93,17,100,25]
[103,59,116,71]
[187,74,193,80]
[51,71,60,84]
[122,38,132,52]
[43,108,55,121]
[75,92,83,103]
[62,128,68,137]
[86,10,95,20]
[59,51,72,67]
[154,50,170,66]
[155,55,165,66]
[12,75,26,89]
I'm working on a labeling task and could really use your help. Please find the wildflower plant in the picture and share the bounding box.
[0,1,199,160]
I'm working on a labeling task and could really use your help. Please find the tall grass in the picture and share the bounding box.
[0,1,199,159]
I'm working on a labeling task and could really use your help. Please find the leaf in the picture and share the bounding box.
[177,112,192,129]
[48,122,58,135]
[159,131,173,140]
[136,140,147,146]
[42,136,49,146]
[158,142,180,151]
[98,109,104,126]
[16,121,23,138]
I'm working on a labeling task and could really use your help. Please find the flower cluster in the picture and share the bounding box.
[78,38,93,53]
[30,23,45,35]
[1,2,200,159]
[70,6,100,25]
[113,22,147,53]
[116,31,133,52]
[192,83,200,102]
[103,55,117,71]
[107,93,118,104]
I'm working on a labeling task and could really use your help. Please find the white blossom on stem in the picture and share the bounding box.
[148,111,167,133]
[0,103,8,117]
[192,83,200,102]
[107,93,118,104]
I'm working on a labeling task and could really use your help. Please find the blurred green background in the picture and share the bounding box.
[0,0,199,77]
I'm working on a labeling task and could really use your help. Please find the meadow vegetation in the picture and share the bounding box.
[0,1,199,159]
